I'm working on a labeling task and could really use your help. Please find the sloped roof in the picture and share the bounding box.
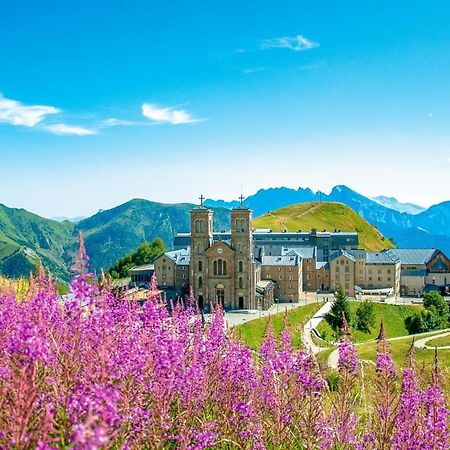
[386,249,437,265]
[366,252,399,264]
[261,255,300,266]
[164,248,191,265]
[329,249,356,262]
[282,246,316,259]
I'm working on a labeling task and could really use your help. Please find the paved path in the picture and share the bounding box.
[414,331,450,350]
[327,328,450,369]
[301,301,333,354]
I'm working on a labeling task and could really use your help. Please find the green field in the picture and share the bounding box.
[236,303,323,350]
[253,201,394,252]
[357,331,450,368]
[425,333,450,348]
[317,302,424,343]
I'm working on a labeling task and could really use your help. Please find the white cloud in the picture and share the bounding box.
[261,35,318,52]
[0,93,60,127]
[141,103,201,125]
[43,123,96,136]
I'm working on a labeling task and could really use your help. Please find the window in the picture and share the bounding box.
[239,277,243,288]
[198,276,203,288]
[237,243,244,254]
[195,219,204,233]
[238,260,243,272]
[197,242,203,255]
[213,259,227,275]
[235,218,246,233]
[198,260,203,272]
[336,266,340,273]
[345,266,349,273]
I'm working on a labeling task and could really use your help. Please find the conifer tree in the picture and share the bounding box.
[327,285,352,332]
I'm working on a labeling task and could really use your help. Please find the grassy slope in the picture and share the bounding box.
[357,331,450,368]
[0,204,75,279]
[317,302,424,343]
[236,303,323,351]
[253,201,394,252]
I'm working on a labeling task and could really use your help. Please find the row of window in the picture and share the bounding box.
[198,276,245,288]
[197,260,245,272]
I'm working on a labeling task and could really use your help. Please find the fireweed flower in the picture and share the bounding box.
[391,367,426,450]
[423,384,450,450]
[0,237,449,448]
[338,339,358,375]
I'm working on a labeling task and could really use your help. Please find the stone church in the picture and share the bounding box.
[189,204,265,310]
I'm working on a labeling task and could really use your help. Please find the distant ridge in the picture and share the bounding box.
[253,201,394,252]
[206,185,450,256]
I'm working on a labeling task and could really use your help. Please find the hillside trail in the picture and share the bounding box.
[414,331,450,350]
[301,301,334,354]
[327,328,450,369]
[277,203,322,232]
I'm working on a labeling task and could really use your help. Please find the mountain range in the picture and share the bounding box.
[205,185,450,256]
[0,185,449,281]
[0,200,230,281]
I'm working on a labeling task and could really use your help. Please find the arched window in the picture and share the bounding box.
[198,260,203,272]
[239,276,243,288]
[198,276,203,288]
[214,259,227,275]
[197,242,203,255]
[238,260,243,272]
[195,219,204,233]
[238,242,244,254]
[235,218,245,233]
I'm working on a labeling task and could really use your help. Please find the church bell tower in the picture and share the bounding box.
[231,197,255,309]
[190,195,213,308]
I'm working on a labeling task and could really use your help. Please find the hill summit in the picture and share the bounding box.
[253,201,394,252]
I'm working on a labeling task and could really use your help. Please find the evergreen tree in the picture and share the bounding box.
[327,285,352,331]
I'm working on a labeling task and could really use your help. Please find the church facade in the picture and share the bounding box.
[189,205,260,310]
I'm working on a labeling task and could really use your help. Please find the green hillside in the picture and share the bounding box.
[0,200,231,281]
[0,204,75,279]
[254,202,394,252]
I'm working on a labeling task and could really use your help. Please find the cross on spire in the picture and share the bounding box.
[239,194,245,206]
[199,194,205,206]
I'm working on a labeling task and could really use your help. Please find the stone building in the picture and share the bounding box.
[260,255,302,302]
[386,249,450,295]
[153,248,190,291]
[329,249,401,297]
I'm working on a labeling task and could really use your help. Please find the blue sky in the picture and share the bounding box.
[1,0,450,217]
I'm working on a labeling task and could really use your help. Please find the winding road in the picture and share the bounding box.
[301,301,333,354]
